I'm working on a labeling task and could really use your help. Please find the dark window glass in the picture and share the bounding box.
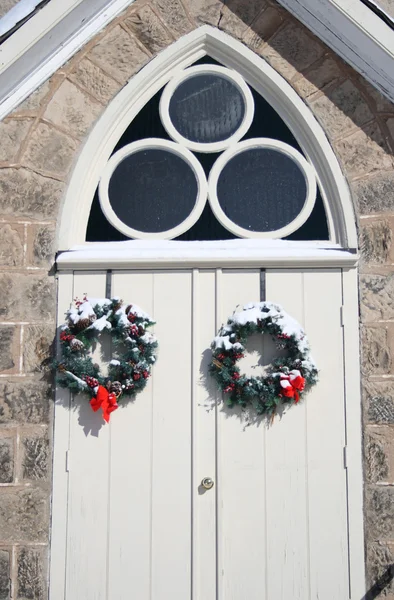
[108,149,198,233]
[168,74,245,143]
[216,148,307,232]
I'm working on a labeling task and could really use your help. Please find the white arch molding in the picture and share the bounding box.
[57,25,358,250]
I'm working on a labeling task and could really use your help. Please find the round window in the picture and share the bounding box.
[159,65,254,153]
[99,139,208,239]
[208,139,317,238]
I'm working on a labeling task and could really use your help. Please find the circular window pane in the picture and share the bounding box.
[208,139,317,238]
[99,139,208,239]
[160,66,254,153]
[169,74,245,143]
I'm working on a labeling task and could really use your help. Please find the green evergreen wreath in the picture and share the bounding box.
[209,302,318,415]
[55,295,158,401]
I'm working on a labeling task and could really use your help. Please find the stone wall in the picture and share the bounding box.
[0,0,393,597]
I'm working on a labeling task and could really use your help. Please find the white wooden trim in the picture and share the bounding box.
[98,138,208,239]
[276,0,394,101]
[48,271,73,598]
[342,267,366,597]
[58,26,357,250]
[159,65,255,153]
[0,0,136,120]
[207,138,317,239]
[56,240,359,269]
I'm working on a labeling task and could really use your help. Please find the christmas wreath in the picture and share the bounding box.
[55,296,158,422]
[209,302,318,416]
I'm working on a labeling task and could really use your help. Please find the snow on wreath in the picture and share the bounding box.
[54,296,158,422]
[209,302,318,418]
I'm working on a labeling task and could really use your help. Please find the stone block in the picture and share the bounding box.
[21,430,49,481]
[0,379,51,425]
[352,172,394,215]
[13,80,51,116]
[152,0,194,37]
[293,57,343,99]
[0,486,49,542]
[69,59,121,105]
[124,5,174,54]
[366,542,394,597]
[44,80,102,140]
[0,436,14,483]
[23,324,55,374]
[365,485,394,540]
[0,273,55,321]
[0,325,19,374]
[365,426,394,483]
[219,0,266,40]
[187,0,222,25]
[364,380,394,424]
[0,168,65,220]
[0,550,10,600]
[27,224,55,269]
[335,122,394,179]
[361,327,391,375]
[260,21,325,82]
[360,273,394,322]
[23,122,77,178]
[310,80,373,140]
[0,223,24,267]
[17,547,46,600]
[0,119,32,163]
[89,26,150,84]
[243,7,284,51]
[360,220,392,265]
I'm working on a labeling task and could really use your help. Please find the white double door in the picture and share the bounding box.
[53,267,355,600]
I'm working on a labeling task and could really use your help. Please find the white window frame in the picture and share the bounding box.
[98,138,208,240]
[159,64,255,153]
[207,138,317,239]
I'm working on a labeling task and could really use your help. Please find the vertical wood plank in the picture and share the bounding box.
[342,268,366,598]
[264,271,309,600]
[107,272,155,600]
[150,271,193,600]
[216,270,267,600]
[304,270,349,599]
[192,270,217,599]
[49,272,73,600]
[65,272,110,600]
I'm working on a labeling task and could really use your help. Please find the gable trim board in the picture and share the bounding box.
[0,0,394,121]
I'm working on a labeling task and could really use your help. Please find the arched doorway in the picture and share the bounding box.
[50,26,365,600]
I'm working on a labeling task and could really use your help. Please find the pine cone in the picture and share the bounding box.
[69,338,84,352]
[74,318,90,332]
[89,313,97,324]
[110,381,123,397]
[112,299,123,312]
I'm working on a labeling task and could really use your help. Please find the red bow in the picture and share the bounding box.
[279,370,305,403]
[90,385,119,422]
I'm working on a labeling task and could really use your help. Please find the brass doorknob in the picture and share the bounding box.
[201,477,214,490]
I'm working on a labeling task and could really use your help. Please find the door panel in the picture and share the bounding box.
[57,268,350,600]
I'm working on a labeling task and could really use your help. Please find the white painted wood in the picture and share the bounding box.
[0,0,136,119]
[342,268,366,598]
[217,269,268,599]
[107,271,155,599]
[56,240,359,270]
[266,269,350,599]
[65,271,110,600]
[51,265,365,599]
[264,271,310,600]
[49,272,73,599]
[192,269,217,598]
[57,26,357,249]
[276,0,394,101]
